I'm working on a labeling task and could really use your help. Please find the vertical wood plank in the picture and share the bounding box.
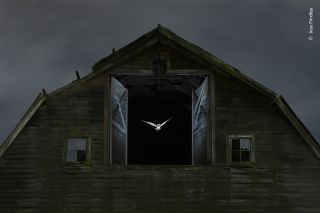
[209,73,215,164]
[192,77,209,165]
[105,74,111,165]
[111,77,128,165]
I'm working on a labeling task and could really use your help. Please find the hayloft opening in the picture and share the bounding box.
[111,75,209,165]
[128,89,192,165]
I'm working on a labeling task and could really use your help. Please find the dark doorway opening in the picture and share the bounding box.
[113,75,206,165]
[128,90,192,165]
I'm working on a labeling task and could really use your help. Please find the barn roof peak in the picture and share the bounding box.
[91,24,224,73]
[47,24,320,159]
[0,25,319,160]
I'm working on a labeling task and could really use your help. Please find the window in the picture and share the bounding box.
[66,138,89,162]
[153,59,167,75]
[227,135,255,164]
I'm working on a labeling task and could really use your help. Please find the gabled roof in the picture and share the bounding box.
[0,93,46,157]
[0,25,319,159]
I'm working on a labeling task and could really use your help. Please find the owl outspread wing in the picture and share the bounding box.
[141,120,157,128]
[159,117,173,128]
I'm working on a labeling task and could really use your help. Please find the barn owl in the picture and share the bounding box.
[141,117,173,131]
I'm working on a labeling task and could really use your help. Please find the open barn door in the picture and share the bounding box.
[192,77,209,165]
[111,77,128,165]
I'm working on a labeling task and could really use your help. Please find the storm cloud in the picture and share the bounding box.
[0,0,319,143]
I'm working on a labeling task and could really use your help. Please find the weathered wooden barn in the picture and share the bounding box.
[0,25,319,213]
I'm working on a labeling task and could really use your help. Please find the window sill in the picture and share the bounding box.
[62,161,92,167]
[225,162,256,168]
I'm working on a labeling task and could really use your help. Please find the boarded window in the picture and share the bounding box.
[228,136,254,164]
[66,138,88,162]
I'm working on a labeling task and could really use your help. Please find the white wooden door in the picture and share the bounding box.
[111,77,128,165]
[192,77,209,165]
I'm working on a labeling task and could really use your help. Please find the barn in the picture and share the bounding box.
[0,25,319,213]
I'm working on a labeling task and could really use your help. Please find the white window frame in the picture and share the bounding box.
[65,138,91,163]
[226,135,255,165]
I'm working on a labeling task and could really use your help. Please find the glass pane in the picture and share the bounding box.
[232,139,240,150]
[77,150,86,162]
[68,138,87,150]
[232,151,240,162]
[240,138,251,151]
[241,151,250,162]
[67,150,77,162]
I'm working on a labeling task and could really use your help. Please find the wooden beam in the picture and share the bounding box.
[209,73,215,164]
[276,95,320,159]
[0,93,46,157]
[75,70,81,80]
[104,74,111,165]
[42,89,47,96]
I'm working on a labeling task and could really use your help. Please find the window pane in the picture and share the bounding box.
[232,139,240,150]
[240,138,251,151]
[67,150,77,161]
[241,151,250,162]
[68,138,87,150]
[77,150,86,162]
[232,151,240,162]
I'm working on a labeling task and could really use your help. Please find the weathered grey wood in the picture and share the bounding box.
[69,25,319,160]
[0,26,319,213]
[104,74,111,165]
[111,77,128,165]
[192,77,209,165]
[209,73,215,164]
[0,93,46,158]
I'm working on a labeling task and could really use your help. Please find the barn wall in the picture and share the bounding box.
[115,44,204,71]
[0,45,319,213]
[214,72,320,212]
[0,74,106,212]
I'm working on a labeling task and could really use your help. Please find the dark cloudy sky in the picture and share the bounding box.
[0,0,319,143]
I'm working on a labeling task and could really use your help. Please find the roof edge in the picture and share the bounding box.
[0,93,46,158]
[275,95,320,159]
[89,25,277,99]
[92,26,160,72]
[158,26,278,98]
[3,25,316,161]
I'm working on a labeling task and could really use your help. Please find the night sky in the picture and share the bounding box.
[0,0,319,143]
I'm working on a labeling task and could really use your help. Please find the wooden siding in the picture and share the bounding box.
[214,72,320,212]
[115,44,205,71]
[0,44,319,213]
[0,74,106,212]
